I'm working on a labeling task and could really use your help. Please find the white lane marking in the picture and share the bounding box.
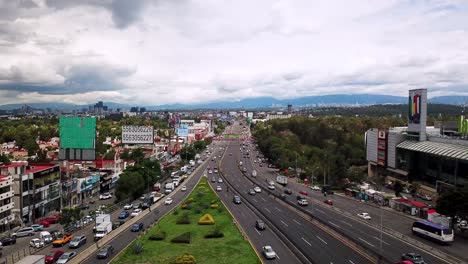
[276,253,280,260]
[305,209,313,214]
[301,237,312,246]
[260,197,267,202]
[254,228,261,236]
[252,198,258,203]
[358,237,375,248]
[264,208,271,213]
[316,208,325,214]
[316,235,328,245]
[349,260,356,264]
[275,207,282,212]
[328,221,340,228]
[373,236,391,246]
[293,219,302,226]
[340,220,353,227]
[281,220,288,227]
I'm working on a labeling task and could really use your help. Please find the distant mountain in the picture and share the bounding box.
[0,94,466,111]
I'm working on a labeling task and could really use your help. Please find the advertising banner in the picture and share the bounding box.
[122,126,154,144]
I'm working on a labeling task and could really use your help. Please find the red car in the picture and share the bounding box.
[45,249,64,264]
[45,215,61,224]
[38,220,50,227]
[324,199,333,206]
[299,191,308,196]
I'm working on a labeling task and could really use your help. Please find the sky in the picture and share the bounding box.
[0,0,468,106]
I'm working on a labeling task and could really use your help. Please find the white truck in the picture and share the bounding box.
[16,255,45,264]
[165,182,175,194]
[93,214,111,233]
[94,222,112,241]
[276,175,288,186]
[251,170,257,177]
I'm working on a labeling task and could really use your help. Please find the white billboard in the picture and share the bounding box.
[122,126,154,144]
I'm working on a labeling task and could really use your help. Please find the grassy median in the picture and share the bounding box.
[113,177,260,264]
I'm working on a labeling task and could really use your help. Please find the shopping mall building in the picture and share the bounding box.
[366,89,468,195]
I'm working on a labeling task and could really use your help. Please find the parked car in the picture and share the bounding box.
[233,195,241,204]
[97,245,114,259]
[123,204,133,210]
[279,194,287,200]
[69,235,87,249]
[357,212,371,220]
[38,220,51,227]
[45,249,64,264]
[310,185,321,191]
[401,253,426,264]
[119,211,130,219]
[29,238,44,248]
[12,227,35,238]
[181,186,187,191]
[131,223,144,232]
[324,199,333,206]
[56,251,77,264]
[299,191,308,196]
[99,192,112,200]
[31,224,44,232]
[164,198,173,205]
[255,220,266,230]
[0,236,16,246]
[284,189,292,194]
[131,209,142,217]
[262,245,277,259]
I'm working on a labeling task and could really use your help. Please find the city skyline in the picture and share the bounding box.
[1,0,468,106]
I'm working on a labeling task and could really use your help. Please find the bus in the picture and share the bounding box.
[412,220,454,243]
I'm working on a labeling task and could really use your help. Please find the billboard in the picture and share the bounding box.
[459,116,468,135]
[377,129,387,166]
[59,116,96,149]
[407,89,427,141]
[122,126,154,144]
[176,124,189,137]
[408,93,422,124]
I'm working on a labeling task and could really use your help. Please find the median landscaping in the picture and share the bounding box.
[113,177,260,264]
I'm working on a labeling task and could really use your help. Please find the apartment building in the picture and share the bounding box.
[0,164,16,231]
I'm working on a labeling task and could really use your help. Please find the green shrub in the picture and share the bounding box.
[149,230,166,241]
[196,191,205,197]
[173,209,179,215]
[177,212,191,224]
[193,207,202,214]
[210,200,217,204]
[217,207,224,213]
[132,241,144,254]
[171,232,192,244]
[182,203,192,210]
[200,202,210,209]
[175,253,196,264]
[204,227,224,239]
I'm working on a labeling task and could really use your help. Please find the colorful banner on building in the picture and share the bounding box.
[408,93,422,124]
[459,116,468,135]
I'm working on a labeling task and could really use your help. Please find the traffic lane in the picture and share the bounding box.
[209,179,302,264]
[221,151,372,264]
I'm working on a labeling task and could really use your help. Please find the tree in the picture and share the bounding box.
[0,153,11,164]
[131,148,145,163]
[24,138,39,156]
[103,149,116,160]
[436,188,468,219]
[393,180,404,197]
[193,140,206,152]
[180,145,196,161]
[59,207,82,227]
[116,171,145,201]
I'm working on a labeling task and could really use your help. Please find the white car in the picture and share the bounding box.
[131,209,142,217]
[165,198,173,205]
[218,178,223,183]
[216,186,222,192]
[208,170,213,174]
[254,187,261,193]
[181,186,187,191]
[99,193,112,200]
[267,185,275,190]
[310,185,321,191]
[29,238,44,248]
[357,212,371,220]
[298,199,308,206]
[123,204,133,210]
[262,245,277,259]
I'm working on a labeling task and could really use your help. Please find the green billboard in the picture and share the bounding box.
[459,116,468,135]
[59,116,96,149]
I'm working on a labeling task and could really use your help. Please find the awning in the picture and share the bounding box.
[397,140,468,161]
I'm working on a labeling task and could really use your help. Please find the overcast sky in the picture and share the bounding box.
[0,0,467,106]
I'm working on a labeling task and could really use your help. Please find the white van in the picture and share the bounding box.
[40,231,53,244]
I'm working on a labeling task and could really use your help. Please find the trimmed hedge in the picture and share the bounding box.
[171,232,192,244]
[204,228,224,239]
[210,204,218,209]
[177,213,191,224]
[149,231,166,241]
[175,253,196,264]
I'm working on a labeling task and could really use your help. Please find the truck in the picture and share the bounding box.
[165,182,175,194]
[93,214,111,233]
[251,170,257,177]
[94,222,112,241]
[276,175,288,186]
[16,255,45,264]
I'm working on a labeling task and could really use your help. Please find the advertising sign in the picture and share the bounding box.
[176,124,189,137]
[122,126,154,144]
[408,93,422,124]
[59,116,96,149]
[377,129,387,166]
[459,116,468,135]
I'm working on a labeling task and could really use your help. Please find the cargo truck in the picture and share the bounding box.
[276,175,288,186]
[93,214,111,233]
[94,222,112,241]
[165,182,175,194]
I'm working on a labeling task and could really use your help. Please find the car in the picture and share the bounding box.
[12,227,35,238]
[218,178,223,183]
[123,203,133,210]
[299,191,308,196]
[233,195,241,204]
[78,203,90,210]
[56,251,77,264]
[118,211,130,219]
[254,186,261,193]
[30,238,44,248]
[208,170,213,174]
[131,223,144,232]
[255,220,266,230]
[279,194,287,200]
[112,221,125,230]
[242,168,247,172]
[284,189,292,194]
[229,153,232,156]
[421,194,432,201]
[0,236,16,246]
[44,215,60,224]
[296,195,306,200]
[181,185,187,191]
[165,198,173,205]
[310,185,321,191]
[211,177,216,182]
[262,245,277,259]
[69,235,87,248]
[99,192,112,200]
[357,212,371,220]
[96,245,114,259]
[216,186,222,192]
[38,220,51,227]
[214,168,219,173]
[131,209,142,217]
[45,249,64,264]
[324,199,333,206]
[401,253,426,264]
[248,189,256,195]
[52,233,74,247]
[298,199,308,206]
[133,203,141,209]
[267,185,275,190]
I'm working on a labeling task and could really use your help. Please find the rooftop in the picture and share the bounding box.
[25,164,57,173]
[397,140,468,161]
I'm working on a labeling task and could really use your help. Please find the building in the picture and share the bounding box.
[266,113,291,121]
[0,164,16,231]
[366,89,468,194]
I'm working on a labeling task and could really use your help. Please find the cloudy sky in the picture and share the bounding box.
[0,0,467,106]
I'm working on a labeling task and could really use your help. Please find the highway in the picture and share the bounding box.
[237,124,453,263]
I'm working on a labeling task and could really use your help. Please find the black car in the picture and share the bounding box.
[131,222,144,232]
[279,194,287,200]
[296,195,306,200]
[255,220,266,230]
[112,221,125,230]
[0,236,16,245]
[97,245,114,259]
[233,195,241,204]
[284,189,292,195]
